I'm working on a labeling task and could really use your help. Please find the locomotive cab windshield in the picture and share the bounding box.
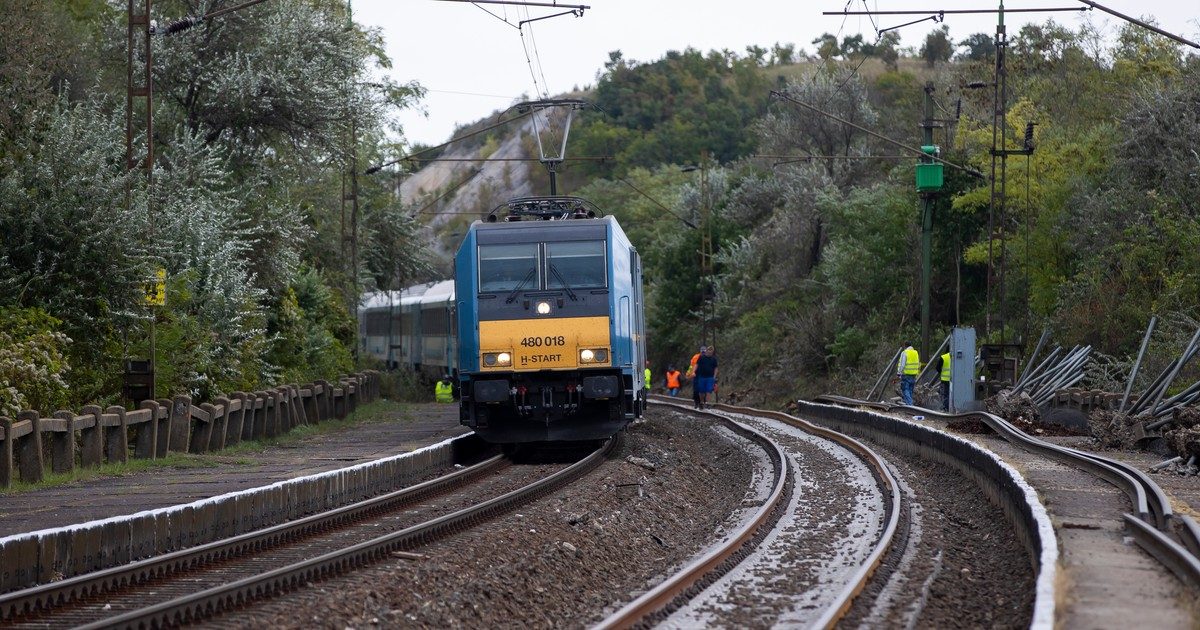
[477,240,607,295]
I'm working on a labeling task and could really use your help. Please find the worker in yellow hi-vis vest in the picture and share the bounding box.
[894,342,920,406]
[434,375,454,403]
[932,350,952,411]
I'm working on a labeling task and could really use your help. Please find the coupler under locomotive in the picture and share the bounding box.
[460,370,635,443]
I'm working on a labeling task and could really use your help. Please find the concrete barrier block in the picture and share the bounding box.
[130,513,156,560]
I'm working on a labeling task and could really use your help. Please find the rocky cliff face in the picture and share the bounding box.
[401,116,539,226]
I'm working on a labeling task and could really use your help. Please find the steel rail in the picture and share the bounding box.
[710,401,903,629]
[76,437,616,629]
[0,454,509,621]
[814,395,1200,589]
[600,396,902,629]
[594,399,790,629]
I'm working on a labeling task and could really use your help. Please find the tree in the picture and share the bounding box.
[878,32,901,70]
[958,32,996,61]
[812,33,841,60]
[770,42,796,66]
[841,34,865,57]
[920,25,953,67]
[745,45,768,66]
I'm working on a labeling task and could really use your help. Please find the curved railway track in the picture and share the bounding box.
[0,437,617,629]
[815,394,1200,589]
[596,397,902,629]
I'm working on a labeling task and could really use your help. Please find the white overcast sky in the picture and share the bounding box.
[352,1,1199,146]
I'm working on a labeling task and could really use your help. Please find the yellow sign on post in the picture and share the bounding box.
[144,268,166,307]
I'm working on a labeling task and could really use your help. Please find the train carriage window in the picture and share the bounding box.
[546,241,606,289]
[478,243,540,293]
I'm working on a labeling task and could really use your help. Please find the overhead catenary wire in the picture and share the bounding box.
[770,90,986,179]
[364,109,534,174]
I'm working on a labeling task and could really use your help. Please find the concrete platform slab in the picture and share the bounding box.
[0,402,467,538]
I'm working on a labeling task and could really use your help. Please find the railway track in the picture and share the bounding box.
[0,437,616,628]
[815,394,1200,589]
[596,397,903,628]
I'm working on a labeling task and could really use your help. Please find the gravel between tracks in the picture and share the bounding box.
[840,438,1035,628]
[662,411,886,628]
[210,408,755,628]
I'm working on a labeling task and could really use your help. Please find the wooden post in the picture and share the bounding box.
[210,398,230,451]
[291,386,307,427]
[104,406,130,464]
[50,411,76,474]
[252,393,268,440]
[156,398,172,457]
[315,380,330,422]
[169,396,192,453]
[135,401,159,459]
[261,392,276,439]
[191,403,215,453]
[347,376,358,414]
[1,416,13,488]
[302,384,318,425]
[274,388,288,435]
[79,405,104,468]
[16,410,44,483]
[228,393,247,446]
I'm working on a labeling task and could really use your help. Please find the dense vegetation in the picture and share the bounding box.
[561,23,1199,401]
[2,3,1197,412]
[0,0,428,413]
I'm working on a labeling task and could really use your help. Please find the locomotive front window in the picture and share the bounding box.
[546,241,607,289]
[478,243,540,293]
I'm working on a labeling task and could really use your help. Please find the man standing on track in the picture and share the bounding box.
[644,360,653,393]
[688,345,705,408]
[694,346,718,409]
[894,342,920,406]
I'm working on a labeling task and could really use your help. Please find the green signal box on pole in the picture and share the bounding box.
[915,145,943,192]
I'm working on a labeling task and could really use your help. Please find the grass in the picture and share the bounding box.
[0,399,411,496]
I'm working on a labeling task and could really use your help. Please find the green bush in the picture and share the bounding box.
[0,308,71,417]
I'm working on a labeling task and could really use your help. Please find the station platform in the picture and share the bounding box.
[0,402,467,538]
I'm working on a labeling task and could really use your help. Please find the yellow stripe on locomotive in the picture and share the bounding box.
[478,316,611,371]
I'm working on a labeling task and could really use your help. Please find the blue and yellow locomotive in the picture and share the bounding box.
[454,196,647,443]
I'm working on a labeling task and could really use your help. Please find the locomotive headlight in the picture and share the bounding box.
[594,349,608,363]
[483,352,511,367]
[536,301,551,315]
[580,349,595,363]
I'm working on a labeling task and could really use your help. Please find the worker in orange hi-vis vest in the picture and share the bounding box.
[665,366,682,397]
[687,345,705,407]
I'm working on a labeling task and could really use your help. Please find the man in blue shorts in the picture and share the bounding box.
[694,346,718,409]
